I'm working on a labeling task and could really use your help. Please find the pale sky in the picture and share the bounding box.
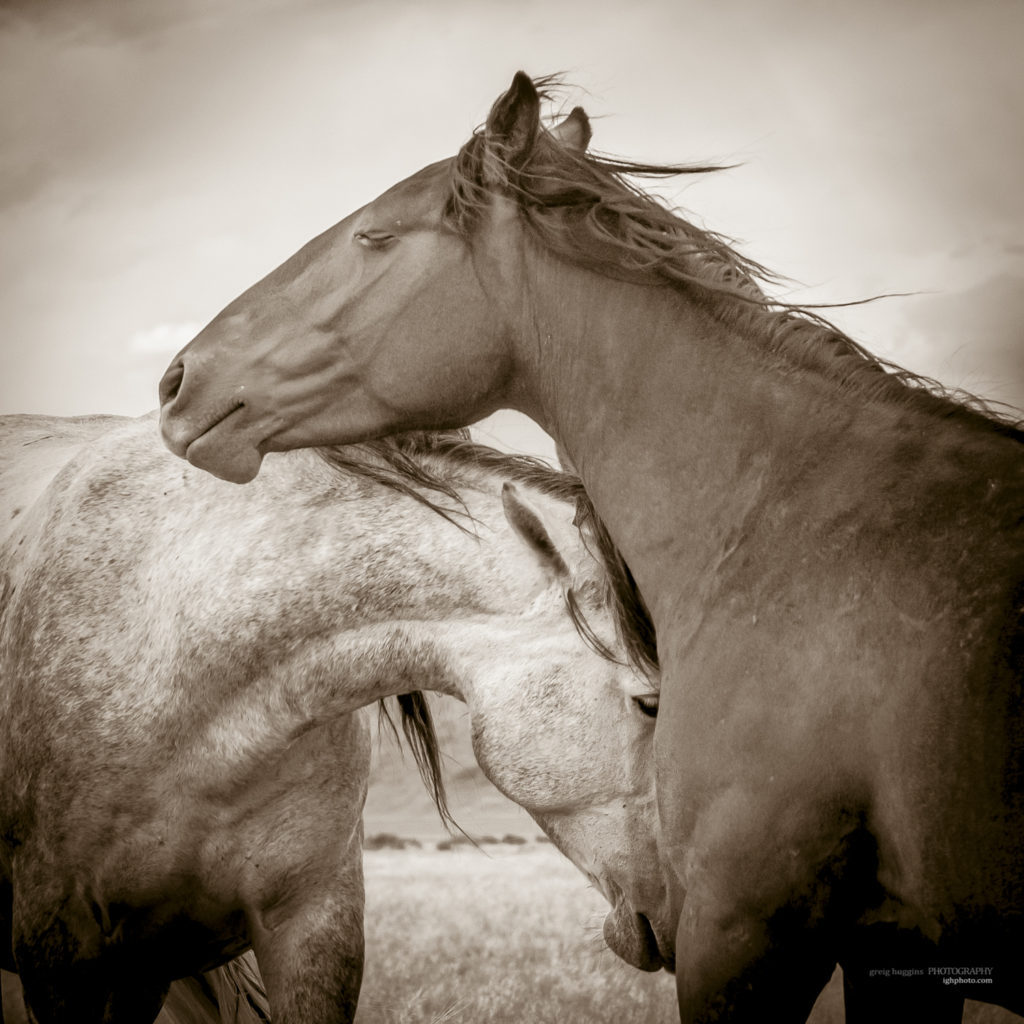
[1,0,1022,460]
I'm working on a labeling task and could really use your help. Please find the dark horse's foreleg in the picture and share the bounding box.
[667,790,877,1022]
[841,965,965,1024]
[674,893,838,1024]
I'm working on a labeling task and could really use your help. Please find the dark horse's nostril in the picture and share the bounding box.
[159,362,185,406]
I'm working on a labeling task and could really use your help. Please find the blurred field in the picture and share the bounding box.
[354,842,679,1024]
[353,840,1022,1024]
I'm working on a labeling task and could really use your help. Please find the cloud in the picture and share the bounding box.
[128,322,201,356]
[893,274,1024,412]
[472,411,556,465]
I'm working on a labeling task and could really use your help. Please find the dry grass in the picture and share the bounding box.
[354,843,678,1024]
[353,843,1024,1024]
[3,839,1018,1022]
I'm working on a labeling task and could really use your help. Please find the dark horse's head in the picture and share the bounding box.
[157,74,604,483]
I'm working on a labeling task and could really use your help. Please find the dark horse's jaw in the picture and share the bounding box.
[160,402,264,484]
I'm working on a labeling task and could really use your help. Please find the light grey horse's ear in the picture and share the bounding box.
[502,482,569,580]
[548,106,591,153]
[483,71,540,187]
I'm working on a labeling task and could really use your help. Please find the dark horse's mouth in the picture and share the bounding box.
[182,400,246,459]
[161,399,266,484]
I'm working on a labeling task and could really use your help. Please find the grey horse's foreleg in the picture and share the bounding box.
[246,884,364,1024]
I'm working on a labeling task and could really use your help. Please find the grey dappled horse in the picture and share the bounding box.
[1,413,660,1022]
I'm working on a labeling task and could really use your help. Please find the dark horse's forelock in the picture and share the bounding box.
[446,76,1024,442]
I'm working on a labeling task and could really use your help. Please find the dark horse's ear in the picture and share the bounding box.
[483,71,540,187]
[548,106,591,153]
[502,482,569,581]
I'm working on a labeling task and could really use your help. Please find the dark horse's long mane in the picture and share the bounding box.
[445,75,1024,444]
[316,430,658,832]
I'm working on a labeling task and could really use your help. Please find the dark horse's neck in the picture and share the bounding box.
[512,253,1024,648]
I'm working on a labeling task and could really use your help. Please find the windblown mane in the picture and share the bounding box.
[445,76,1024,442]
[315,431,660,828]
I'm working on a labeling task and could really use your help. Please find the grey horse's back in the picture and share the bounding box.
[0,412,140,545]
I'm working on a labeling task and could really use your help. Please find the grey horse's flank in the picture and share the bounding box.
[0,414,276,1023]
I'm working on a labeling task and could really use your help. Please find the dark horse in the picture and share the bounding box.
[1,412,663,1023]
[157,74,1024,1023]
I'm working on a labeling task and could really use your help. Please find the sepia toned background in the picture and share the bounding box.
[1,2,1022,1021]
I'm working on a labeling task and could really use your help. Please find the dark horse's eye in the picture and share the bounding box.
[354,230,396,250]
[633,694,659,719]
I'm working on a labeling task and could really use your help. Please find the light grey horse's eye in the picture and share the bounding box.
[632,694,659,719]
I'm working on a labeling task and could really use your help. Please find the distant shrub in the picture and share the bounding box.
[501,834,527,845]
[365,833,421,851]
[435,834,505,851]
